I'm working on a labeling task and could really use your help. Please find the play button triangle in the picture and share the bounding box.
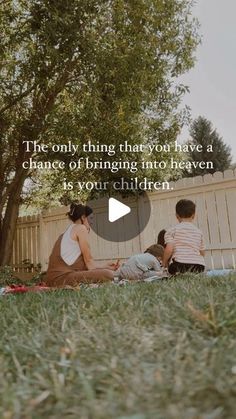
[108,198,131,222]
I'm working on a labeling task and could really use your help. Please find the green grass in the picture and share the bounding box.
[1,275,236,419]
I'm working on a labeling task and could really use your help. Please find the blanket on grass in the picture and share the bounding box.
[0,283,80,295]
[0,277,165,295]
[1,270,235,295]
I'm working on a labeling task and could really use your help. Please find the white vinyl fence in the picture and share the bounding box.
[12,170,236,271]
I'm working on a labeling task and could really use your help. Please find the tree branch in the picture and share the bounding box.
[0,84,37,116]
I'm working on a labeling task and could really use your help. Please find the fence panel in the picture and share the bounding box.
[12,170,236,271]
[12,215,40,271]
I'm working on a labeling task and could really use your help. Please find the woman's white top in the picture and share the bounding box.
[60,224,81,265]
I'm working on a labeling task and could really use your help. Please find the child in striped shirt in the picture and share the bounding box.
[163,199,205,275]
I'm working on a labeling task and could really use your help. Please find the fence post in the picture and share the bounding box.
[39,212,47,271]
[137,194,146,252]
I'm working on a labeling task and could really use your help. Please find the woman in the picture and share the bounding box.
[45,203,116,287]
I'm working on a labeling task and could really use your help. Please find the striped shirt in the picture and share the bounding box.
[165,222,205,266]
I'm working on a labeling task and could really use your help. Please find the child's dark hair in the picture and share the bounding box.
[176,199,196,218]
[144,244,164,258]
[157,229,166,248]
[67,203,93,222]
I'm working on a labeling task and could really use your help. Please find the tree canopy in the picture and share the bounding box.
[0,0,199,264]
[183,116,232,177]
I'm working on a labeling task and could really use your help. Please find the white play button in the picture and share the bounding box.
[87,193,151,241]
[108,198,131,222]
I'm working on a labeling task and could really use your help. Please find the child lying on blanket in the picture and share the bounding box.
[115,244,165,281]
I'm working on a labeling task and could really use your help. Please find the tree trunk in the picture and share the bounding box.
[0,173,25,266]
[0,64,73,266]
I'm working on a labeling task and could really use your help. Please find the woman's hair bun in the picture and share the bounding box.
[66,202,93,222]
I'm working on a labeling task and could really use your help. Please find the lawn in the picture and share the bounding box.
[1,275,236,419]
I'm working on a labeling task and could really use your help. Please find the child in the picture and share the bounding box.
[163,199,205,275]
[157,229,166,248]
[116,244,165,281]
